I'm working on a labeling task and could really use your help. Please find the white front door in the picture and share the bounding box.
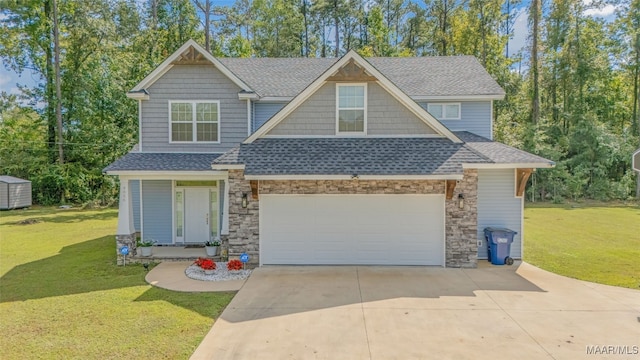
[184,188,211,243]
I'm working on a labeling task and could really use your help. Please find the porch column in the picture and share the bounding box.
[221,177,230,235]
[116,176,136,265]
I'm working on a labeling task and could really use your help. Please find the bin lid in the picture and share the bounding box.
[483,227,517,235]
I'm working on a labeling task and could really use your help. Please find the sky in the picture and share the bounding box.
[0,0,619,96]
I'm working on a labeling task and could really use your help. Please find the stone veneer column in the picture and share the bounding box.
[226,170,260,267]
[115,176,137,265]
[445,169,478,268]
[116,234,137,266]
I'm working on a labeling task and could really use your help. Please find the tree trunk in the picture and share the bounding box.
[43,0,56,164]
[195,0,212,52]
[333,0,339,57]
[530,0,540,125]
[52,0,64,166]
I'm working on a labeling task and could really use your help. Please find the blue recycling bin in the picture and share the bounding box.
[483,227,517,265]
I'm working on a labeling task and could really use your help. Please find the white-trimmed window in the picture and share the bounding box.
[336,84,367,134]
[169,100,220,142]
[427,103,461,120]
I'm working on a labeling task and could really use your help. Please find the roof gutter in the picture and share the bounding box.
[243,174,463,181]
[126,89,149,100]
[462,162,555,169]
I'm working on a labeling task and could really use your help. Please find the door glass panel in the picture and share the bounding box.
[210,191,218,239]
[175,190,184,238]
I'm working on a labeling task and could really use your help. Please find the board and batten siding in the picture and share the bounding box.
[419,101,492,139]
[141,180,173,244]
[477,169,522,259]
[141,65,247,152]
[267,82,436,136]
[253,102,286,132]
[130,180,141,231]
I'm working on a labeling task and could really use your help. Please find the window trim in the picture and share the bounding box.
[427,102,461,120]
[335,83,367,135]
[168,100,221,143]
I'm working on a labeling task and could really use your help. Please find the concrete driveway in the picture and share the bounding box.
[191,262,640,360]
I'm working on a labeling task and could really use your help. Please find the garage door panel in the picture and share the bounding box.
[260,195,444,265]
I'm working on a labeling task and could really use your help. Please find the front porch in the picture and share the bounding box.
[129,246,225,263]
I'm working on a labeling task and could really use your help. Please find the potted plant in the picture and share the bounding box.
[136,238,155,257]
[204,239,221,256]
[195,257,217,275]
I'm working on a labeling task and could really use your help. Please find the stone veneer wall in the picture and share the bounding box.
[445,169,478,267]
[226,170,260,266]
[116,234,137,266]
[226,169,478,267]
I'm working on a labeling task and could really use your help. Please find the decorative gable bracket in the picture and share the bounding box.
[445,180,456,200]
[516,169,533,197]
[250,180,259,200]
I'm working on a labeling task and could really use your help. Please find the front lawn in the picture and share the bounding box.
[524,202,640,289]
[0,207,234,359]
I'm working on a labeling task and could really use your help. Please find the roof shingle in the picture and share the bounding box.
[213,138,491,176]
[103,152,223,172]
[218,56,504,98]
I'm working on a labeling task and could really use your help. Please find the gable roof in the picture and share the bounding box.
[212,138,489,179]
[455,131,555,168]
[244,50,462,144]
[218,56,504,100]
[103,152,224,174]
[211,133,555,178]
[128,39,252,96]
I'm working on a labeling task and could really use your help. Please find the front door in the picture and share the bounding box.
[184,188,211,243]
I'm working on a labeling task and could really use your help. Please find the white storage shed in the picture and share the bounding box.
[0,176,32,210]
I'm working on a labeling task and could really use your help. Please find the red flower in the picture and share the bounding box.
[227,259,243,271]
[195,257,216,270]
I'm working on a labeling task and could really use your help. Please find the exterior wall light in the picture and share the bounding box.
[458,193,465,209]
[241,193,248,208]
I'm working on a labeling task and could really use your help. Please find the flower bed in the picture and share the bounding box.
[185,260,251,282]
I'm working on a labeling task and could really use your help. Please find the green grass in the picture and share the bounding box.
[0,207,235,360]
[524,202,640,289]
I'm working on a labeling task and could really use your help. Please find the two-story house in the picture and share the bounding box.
[104,40,553,267]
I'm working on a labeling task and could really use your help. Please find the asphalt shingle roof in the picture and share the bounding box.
[103,152,223,172]
[218,56,504,98]
[213,134,554,176]
[454,131,554,165]
[213,138,491,176]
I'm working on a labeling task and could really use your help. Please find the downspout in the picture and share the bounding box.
[246,99,252,136]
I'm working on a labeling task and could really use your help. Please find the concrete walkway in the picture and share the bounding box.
[145,261,246,292]
[190,262,640,360]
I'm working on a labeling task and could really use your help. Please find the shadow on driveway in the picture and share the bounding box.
[221,263,544,323]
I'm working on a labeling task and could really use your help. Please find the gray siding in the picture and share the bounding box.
[141,64,247,152]
[477,169,522,259]
[268,82,437,136]
[368,83,436,135]
[419,101,492,139]
[254,102,286,131]
[130,180,141,231]
[268,82,335,135]
[141,180,173,244]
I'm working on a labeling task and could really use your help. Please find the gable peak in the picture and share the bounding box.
[327,58,377,82]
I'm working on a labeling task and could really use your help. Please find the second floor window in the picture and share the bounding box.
[337,84,366,134]
[170,101,220,142]
[427,103,461,120]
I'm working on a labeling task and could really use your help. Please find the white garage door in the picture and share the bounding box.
[260,194,444,266]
